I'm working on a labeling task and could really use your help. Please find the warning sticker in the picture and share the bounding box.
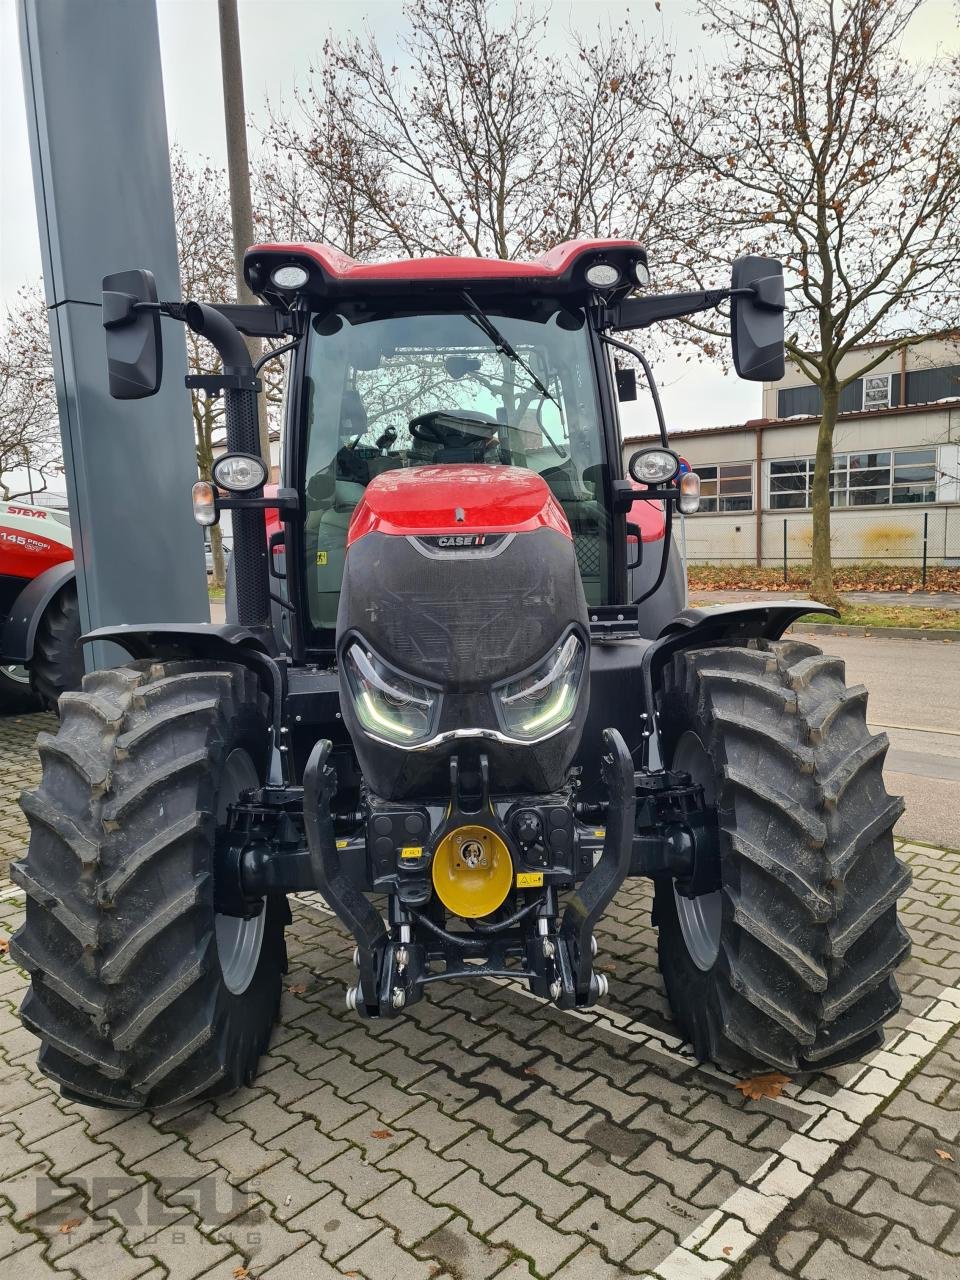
[317,550,328,565]
[400,846,423,860]
[516,871,545,888]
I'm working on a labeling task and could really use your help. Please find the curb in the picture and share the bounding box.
[787,622,959,641]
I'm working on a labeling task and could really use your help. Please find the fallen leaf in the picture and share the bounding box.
[285,983,307,995]
[935,1148,954,1162]
[0,938,9,955]
[233,1269,250,1279]
[734,1071,791,1101]
[59,1218,83,1234]
[723,1245,733,1256]
[522,1066,540,1077]
[370,1129,393,1139]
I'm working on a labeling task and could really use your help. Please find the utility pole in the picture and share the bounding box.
[217,0,272,466]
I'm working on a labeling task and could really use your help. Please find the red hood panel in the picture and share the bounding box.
[347,465,571,545]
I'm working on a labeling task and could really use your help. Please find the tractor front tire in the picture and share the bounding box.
[11,659,286,1108]
[653,639,910,1074]
[29,581,84,712]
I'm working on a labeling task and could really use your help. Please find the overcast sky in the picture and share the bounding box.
[1,0,957,455]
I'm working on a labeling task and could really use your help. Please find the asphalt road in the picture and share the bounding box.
[794,630,959,848]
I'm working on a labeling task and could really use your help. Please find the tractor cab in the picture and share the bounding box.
[248,241,682,648]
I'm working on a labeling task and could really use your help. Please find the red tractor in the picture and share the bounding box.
[0,499,82,712]
[11,241,909,1109]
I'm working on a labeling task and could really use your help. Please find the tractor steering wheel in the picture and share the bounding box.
[409,410,500,447]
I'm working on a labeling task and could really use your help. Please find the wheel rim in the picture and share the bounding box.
[671,729,722,972]
[215,748,265,996]
[2,663,31,686]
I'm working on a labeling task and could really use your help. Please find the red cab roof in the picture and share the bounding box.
[245,239,646,300]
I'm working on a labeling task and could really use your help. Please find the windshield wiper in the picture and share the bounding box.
[460,293,570,463]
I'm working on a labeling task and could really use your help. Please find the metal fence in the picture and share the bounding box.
[681,505,960,583]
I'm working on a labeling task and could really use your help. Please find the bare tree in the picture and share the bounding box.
[0,287,61,500]
[259,0,685,266]
[677,0,960,603]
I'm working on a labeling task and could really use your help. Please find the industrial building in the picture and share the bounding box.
[623,338,960,566]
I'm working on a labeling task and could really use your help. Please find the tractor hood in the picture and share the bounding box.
[335,465,590,801]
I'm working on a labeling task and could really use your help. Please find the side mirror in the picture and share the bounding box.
[731,256,785,382]
[615,366,637,401]
[102,269,163,399]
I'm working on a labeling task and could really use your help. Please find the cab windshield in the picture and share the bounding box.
[300,303,612,635]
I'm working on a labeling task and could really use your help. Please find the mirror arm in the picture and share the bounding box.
[610,285,765,332]
[600,333,669,448]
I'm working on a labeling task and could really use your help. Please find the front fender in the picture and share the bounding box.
[1,562,75,664]
[641,600,839,766]
[82,622,286,745]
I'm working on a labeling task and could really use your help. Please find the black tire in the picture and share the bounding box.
[653,638,910,1074]
[29,582,84,712]
[11,659,287,1108]
[0,662,41,715]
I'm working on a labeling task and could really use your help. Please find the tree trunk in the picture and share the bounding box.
[809,384,843,609]
[209,522,227,591]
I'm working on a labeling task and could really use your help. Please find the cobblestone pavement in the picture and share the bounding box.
[0,713,958,1279]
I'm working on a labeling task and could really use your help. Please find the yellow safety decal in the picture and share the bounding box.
[400,846,423,860]
[593,829,605,839]
[316,550,328,566]
[516,871,545,888]
[336,839,348,849]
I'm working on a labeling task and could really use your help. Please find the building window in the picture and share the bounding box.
[768,448,938,509]
[862,374,892,410]
[695,463,753,512]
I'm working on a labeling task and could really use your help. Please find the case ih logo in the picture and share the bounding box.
[415,533,507,554]
[438,534,488,547]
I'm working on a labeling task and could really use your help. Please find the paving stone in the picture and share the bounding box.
[489,1203,580,1275]
[504,1118,591,1172]
[50,1224,156,1280]
[259,1238,346,1278]
[0,1209,40,1260]
[341,1224,439,1280]
[373,1135,467,1197]
[500,1158,587,1220]
[129,1218,234,1279]
[238,1154,327,1222]
[854,1173,954,1243]
[561,1193,660,1263]
[264,1116,348,1173]
[417,1214,512,1280]
[566,1150,651,1210]
[194,1128,284,1186]
[872,1220,960,1279]
[457,1095,531,1144]
[311,1146,398,1209]
[429,1167,520,1233]
[0,1238,81,1279]
[801,1236,910,1280]
[286,1186,376,1261]
[444,1127,527,1187]
[400,1098,475,1152]
[360,1175,452,1246]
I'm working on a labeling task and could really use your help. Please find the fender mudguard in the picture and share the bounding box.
[1,561,75,665]
[640,600,839,766]
[82,622,286,742]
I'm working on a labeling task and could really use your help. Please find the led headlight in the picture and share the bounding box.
[270,264,309,290]
[212,452,268,492]
[632,260,650,287]
[585,262,621,289]
[493,632,585,741]
[628,447,680,485]
[343,642,440,745]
